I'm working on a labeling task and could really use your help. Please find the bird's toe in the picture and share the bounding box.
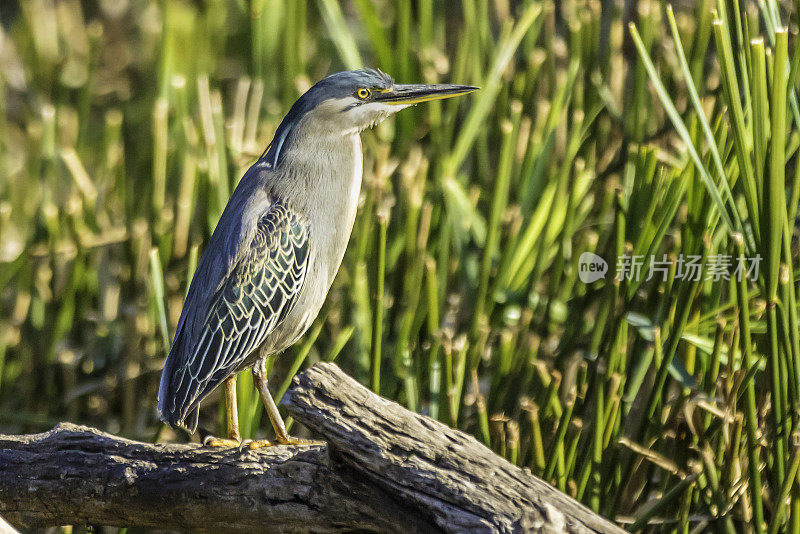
[242,439,273,450]
[203,436,241,448]
[276,435,323,446]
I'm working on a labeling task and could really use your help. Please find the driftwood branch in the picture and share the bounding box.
[0,424,413,533]
[0,362,624,533]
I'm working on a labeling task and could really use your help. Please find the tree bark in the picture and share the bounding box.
[0,362,624,533]
[0,423,418,533]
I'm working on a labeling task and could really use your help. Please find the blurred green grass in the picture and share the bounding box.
[4,0,800,530]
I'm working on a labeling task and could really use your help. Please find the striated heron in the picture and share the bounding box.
[157,69,476,446]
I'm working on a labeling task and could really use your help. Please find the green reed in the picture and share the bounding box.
[3,1,800,531]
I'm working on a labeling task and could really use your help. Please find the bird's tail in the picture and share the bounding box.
[157,333,200,433]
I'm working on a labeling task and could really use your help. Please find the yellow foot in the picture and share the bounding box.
[203,436,241,447]
[241,436,320,447]
[276,435,323,446]
[241,439,273,450]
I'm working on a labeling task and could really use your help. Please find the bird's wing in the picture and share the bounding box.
[160,201,309,429]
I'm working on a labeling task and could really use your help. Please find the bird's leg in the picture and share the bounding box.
[225,375,242,441]
[250,359,316,447]
[203,375,242,447]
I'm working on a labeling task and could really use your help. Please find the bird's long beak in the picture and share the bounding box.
[374,83,478,105]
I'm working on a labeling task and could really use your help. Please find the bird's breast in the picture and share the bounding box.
[260,133,363,354]
[306,133,363,283]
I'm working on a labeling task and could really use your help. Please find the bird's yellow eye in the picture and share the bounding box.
[356,88,371,99]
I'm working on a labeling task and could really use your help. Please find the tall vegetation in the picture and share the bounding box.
[2,0,800,530]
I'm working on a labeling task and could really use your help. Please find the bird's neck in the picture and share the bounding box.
[273,127,361,193]
[265,123,364,233]
[272,128,363,283]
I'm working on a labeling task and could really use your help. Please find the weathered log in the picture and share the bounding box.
[0,362,624,533]
[0,423,420,533]
[284,362,623,534]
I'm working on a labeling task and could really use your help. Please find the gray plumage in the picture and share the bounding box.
[158,69,476,433]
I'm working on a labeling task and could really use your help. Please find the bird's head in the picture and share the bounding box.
[261,69,477,167]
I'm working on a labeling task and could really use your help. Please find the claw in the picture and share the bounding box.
[203,436,241,448]
[237,439,271,450]
[276,435,323,446]
[242,439,273,450]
